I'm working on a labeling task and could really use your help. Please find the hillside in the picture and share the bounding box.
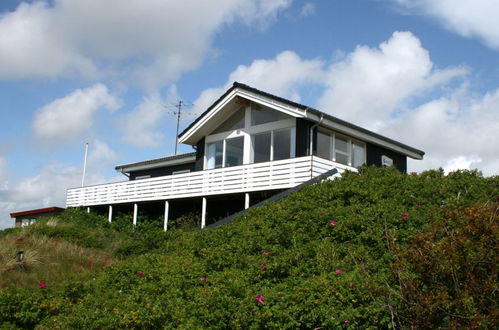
[0,167,497,329]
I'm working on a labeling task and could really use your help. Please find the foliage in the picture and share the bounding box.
[0,166,497,328]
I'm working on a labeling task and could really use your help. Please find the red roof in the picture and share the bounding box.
[10,207,65,218]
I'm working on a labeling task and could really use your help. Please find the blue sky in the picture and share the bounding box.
[1,0,498,229]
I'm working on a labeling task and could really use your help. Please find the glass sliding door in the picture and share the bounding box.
[252,132,271,163]
[225,136,244,167]
[273,129,291,161]
[206,140,223,169]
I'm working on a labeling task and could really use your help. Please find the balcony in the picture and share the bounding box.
[66,156,355,207]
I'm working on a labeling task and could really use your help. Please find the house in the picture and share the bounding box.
[10,207,65,228]
[66,82,424,229]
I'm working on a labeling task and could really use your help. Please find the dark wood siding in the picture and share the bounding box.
[129,162,195,180]
[195,137,205,171]
[366,142,407,172]
[296,118,313,157]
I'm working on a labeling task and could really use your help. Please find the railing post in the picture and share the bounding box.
[133,203,138,226]
[108,205,113,223]
[245,193,250,209]
[201,197,207,229]
[163,201,169,232]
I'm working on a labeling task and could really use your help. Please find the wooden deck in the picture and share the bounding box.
[66,156,354,207]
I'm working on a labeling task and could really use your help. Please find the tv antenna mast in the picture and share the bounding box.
[161,100,197,155]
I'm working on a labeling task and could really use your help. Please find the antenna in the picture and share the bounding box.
[81,142,89,187]
[160,101,198,155]
[174,100,182,155]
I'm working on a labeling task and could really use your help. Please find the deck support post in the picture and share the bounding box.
[133,203,138,226]
[108,205,113,223]
[163,201,169,232]
[245,193,250,209]
[87,207,90,213]
[201,197,207,229]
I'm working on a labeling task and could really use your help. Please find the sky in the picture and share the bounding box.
[1,0,498,229]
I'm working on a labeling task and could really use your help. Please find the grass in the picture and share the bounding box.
[0,225,115,289]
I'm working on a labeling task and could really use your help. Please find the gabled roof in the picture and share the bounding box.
[115,152,196,173]
[10,207,65,218]
[179,82,425,160]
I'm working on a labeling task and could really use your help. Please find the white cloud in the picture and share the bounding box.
[300,2,316,17]
[0,0,293,89]
[191,31,498,175]
[318,31,467,130]
[32,83,121,146]
[192,50,325,114]
[392,0,499,50]
[0,141,119,230]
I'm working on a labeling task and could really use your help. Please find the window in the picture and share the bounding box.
[212,107,245,134]
[206,141,223,169]
[206,137,244,169]
[315,130,365,167]
[225,136,244,167]
[251,128,291,163]
[251,104,288,126]
[21,219,29,227]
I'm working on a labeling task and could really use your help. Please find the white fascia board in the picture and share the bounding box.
[307,112,423,160]
[178,87,307,144]
[235,89,307,118]
[119,156,196,173]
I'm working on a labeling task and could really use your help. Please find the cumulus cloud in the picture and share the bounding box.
[318,31,468,130]
[32,83,121,146]
[190,31,498,175]
[392,0,499,50]
[0,141,119,229]
[0,0,293,89]
[192,50,325,114]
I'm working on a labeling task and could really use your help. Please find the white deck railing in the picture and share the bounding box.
[66,156,354,207]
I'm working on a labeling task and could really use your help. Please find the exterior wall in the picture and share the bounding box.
[295,118,313,157]
[129,163,195,180]
[195,137,205,171]
[366,142,407,172]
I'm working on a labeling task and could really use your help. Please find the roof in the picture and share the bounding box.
[115,152,196,173]
[10,207,65,218]
[179,82,425,159]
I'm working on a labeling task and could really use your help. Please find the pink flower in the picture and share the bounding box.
[262,251,270,255]
[335,269,343,274]
[402,213,410,220]
[416,204,421,208]
[343,320,350,324]
[439,188,445,194]
[352,212,358,216]
[348,283,355,289]
[199,276,207,281]
[255,295,265,304]
[329,220,336,226]
[410,172,417,175]
[136,271,143,276]
[38,282,46,289]
[261,263,267,271]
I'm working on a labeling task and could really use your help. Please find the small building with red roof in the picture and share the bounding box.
[10,207,65,228]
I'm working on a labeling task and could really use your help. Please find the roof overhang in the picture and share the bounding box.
[178,86,307,145]
[10,207,65,218]
[179,82,424,160]
[115,153,196,173]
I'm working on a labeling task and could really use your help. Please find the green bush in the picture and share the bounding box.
[0,167,496,328]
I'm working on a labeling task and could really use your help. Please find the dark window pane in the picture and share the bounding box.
[316,131,331,159]
[252,132,271,163]
[251,104,288,126]
[225,136,244,167]
[273,129,291,160]
[212,107,245,134]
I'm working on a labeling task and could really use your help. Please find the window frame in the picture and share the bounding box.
[316,129,366,167]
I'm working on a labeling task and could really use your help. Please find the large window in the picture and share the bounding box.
[315,130,366,167]
[206,136,244,169]
[251,128,291,163]
[251,104,288,126]
[212,107,245,134]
